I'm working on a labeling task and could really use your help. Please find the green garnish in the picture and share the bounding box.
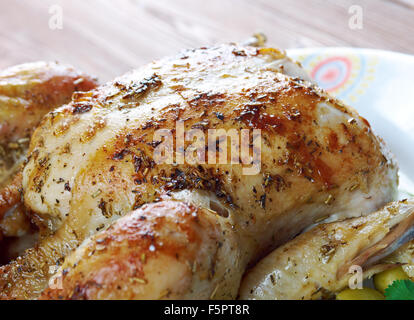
[385,279,414,300]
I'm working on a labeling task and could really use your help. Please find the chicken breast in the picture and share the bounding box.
[0,44,398,299]
[239,200,414,300]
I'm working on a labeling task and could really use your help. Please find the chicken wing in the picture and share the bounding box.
[239,200,414,300]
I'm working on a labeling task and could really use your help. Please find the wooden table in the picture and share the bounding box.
[1,0,413,81]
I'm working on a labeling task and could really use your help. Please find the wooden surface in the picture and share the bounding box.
[1,0,413,81]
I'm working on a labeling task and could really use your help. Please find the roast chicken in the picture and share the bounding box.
[0,43,406,299]
[0,62,97,247]
[0,61,97,187]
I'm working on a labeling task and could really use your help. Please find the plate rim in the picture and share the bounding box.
[287,47,414,62]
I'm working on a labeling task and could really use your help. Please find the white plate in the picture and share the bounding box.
[288,48,414,198]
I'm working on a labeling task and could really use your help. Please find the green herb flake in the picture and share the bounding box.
[385,280,414,300]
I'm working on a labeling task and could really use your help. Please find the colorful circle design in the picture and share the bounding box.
[311,57,352,92]
[291,50,378,104]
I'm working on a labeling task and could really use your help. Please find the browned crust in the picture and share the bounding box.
[40,201,218,300]
[0,171,22,220]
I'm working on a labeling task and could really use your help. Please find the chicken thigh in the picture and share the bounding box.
[0,44,398,299]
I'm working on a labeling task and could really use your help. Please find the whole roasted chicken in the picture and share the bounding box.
[0,43,407,300]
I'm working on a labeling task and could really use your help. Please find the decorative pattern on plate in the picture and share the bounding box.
[295,52,378,103]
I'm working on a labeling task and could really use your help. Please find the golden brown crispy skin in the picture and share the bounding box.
[0,61,97,146]
[0,171,22,221]
[0,61,97,217]
[0,61,97,187]
[40,200,240,300]
[0,62,97,266]
[0,62,96,225]
[1,44,398,299]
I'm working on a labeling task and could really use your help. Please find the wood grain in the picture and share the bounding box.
[0,0,412,81]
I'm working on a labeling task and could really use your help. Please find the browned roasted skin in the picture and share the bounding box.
[0,62,98,267]
[0,61,97,151]
[0,62,97,223]
[1,44,397,299]
[40,200,241,300]
[0,172,22,221]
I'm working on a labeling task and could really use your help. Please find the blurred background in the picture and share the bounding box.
[0,0,413,80]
